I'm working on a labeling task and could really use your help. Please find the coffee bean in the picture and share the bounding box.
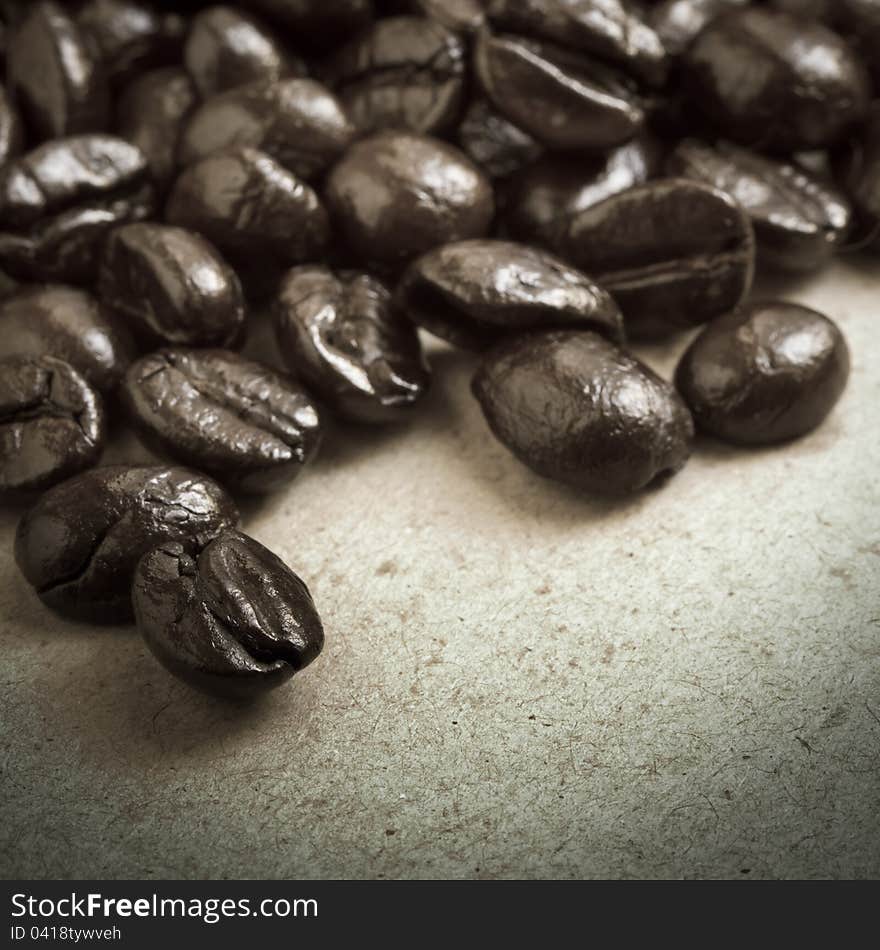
[244,0,373,50]
[456,98,541,180]
[325,131,494,273]
[558,178,755,339]
[178,78,355,181]
[396,239,624,350]
[473,330,694,494]
[134,529,324,699]
[835,1,880,86]
[675,301,850,445]
[0,356,106,498]
[668,139,853,272]
[408,0,485,33]
[0,87,23,169]
[276,266,430,422]
[648,0,749,58]
[834,103,880,247]
[14,464,238,622]
[0,285,135,392]
[98,223,246,348]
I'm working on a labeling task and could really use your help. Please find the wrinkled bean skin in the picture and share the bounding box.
[668,139,852,272]
[325,131,494,273]
[0,285,134,392]
[326,16,466,136]
[99,223,246,348]
[473,330,694,494]
[14,464,239,622]
[122,348,322,492]
[276,266,430,422]
[682,9,871,152]
[133,529,324,699]
[243,0,374,49]
[648,0,749,58]
[179,78,355,181]
[474,32,644,151]
[396,239,624,350]
[0,87,23,169]
[0,356,106,498]
[675,301,850,445]
[456,99,541,180]
[834,104,880,247]
[559,178,755,339]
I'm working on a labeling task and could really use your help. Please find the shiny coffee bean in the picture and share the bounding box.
[668,139,852,272]
[456,99,541,180]
[0,285,134,392]
[397,239,624,350]
[99,223,246,348]
[325,131,494,273]
[682,8,871,152]
[473,330,694,494]
[7,1,108,139]
[178,78,355,181]
[0,356,106,498]
[14,464,238,622]
[558,178,755,339]
[122,348,322,492]
[276,266,430,422]
[134,529,324,699]
[485,0,668,88]
[474,32,645,151]
[244,0,373,49]
[325,16,465,135]
[675,301,850,445]
[648,0,749,58]
[165,147,330,275]
[0,88,23,169]
[834,103,880,246]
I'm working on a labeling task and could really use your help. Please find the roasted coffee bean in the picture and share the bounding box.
[325,16,465,135]
[456,99,541,180]
[558,178,755,339]
[648,0,749,58]
[0,87,23,169]
[396,239,624,350]
[834,103,880,246]
[7,1,108,140]
[14,464,238,622]
[474,32,645,151]
[325,131,493,273]
[682,8,871,152]
[122,348,322,492]
[116,68,198,189]
[276,266,430,422]
[178,78,355,181]
[503,134,663,249]
[473,330,694,494]
[244,0,373,49]
[184,5,306,98]
[166,147,330,277]
[675,301,850,445]
[0,285,134,392]
[668,139,852,272]
[485,0,668,88]
[99,223,246,348]
[134,529,324,699]
[0,356,106,498]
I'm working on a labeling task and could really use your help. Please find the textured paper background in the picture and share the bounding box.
[1,260,878,879]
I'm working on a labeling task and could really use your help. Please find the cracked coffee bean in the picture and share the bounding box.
[675,301,850,445]
[133,528,324,699]
[14,464,238,622]
[396,239,624,350]
[122,348,322,493]
[0,356,106,498]
[0,87,23,169]
[276,266,430,422]
[455,99,541,180]
[473,330,694,494]
[98,223,246,348]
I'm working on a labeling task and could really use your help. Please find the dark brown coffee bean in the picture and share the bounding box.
[178,78,355,181]
[244,0,373,50]
[0,87,23,169]
[558,178,755,339]
[648,0,749,58]
[682,8,871,152]
[456,98,542,180]
[834,103,880,247]
[473,330,694,494]
[7,1,108,140]
[134,529,324,699]
[474,31,645,151]
[122,348,322,492]
[667,139,853,272]
[14,464,238,622]
[675,301,850,445]
[0,285,134,392]
[98,223,246,348]
[276,266,430,422]
[396,239,624,350]
[0,355,106,498]
[836,2,880,85]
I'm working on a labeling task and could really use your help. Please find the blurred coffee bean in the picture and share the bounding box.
[648,0,749,58]
[242,0,374,49]
[833,103,880,247]
[0,87,23,169]
[456,99,542,180]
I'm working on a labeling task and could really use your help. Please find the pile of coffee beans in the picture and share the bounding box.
[1,0,875,700]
